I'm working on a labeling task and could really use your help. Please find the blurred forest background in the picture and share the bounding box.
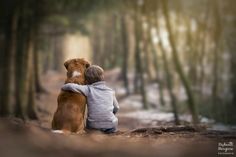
[0,0,236,127]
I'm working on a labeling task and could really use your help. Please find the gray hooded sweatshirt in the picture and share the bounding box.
[62,81,119,129]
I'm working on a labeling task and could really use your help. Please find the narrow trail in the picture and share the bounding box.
[1,71,235,157]
[37,70,146,131]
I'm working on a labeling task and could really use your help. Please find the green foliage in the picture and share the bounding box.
[46,15,70,27]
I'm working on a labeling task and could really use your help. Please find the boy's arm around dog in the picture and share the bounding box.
[62,83,89,96]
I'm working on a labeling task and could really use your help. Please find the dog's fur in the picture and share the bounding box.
[51,58,90,133]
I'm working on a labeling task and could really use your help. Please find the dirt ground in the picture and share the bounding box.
[1,71,235,157]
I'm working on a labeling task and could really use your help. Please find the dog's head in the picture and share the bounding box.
[64,58,90,84]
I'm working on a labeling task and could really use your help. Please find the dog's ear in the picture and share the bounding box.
[85,62,91,68]
[64,59,72,70]
[80,58,90,68]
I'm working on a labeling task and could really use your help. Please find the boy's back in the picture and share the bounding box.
[84,81,119,129]
[62,81,119,129]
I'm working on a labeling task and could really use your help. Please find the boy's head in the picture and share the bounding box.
[85,65,104,84]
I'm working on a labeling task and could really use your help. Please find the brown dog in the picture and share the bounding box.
[52,58,90,133]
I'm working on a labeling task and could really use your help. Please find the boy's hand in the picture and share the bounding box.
[61,83,75,91]
[61,83,87,95]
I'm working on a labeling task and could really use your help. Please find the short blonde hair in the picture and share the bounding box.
[85,65,104,84]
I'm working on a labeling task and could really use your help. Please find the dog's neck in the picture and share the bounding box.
[65,70,85,85]
[72,71,81,77]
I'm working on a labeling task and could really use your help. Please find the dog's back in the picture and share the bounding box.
[52,91,86,132]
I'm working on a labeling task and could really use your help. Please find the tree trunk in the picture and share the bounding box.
[27,54,38,119]
[14,15,33,119]
[161,0,199,124]
[211,0,222,117]
[34,41,46,93]
[0,11,18,116]
[219,0,236,123]
[134,2,148,109]
[154,11,179,125]
[121,15,130,95]
[14,24,27,118]
[25,26,38,119]
[53,35,64,72]
[185,18,198,89]
[147,13,166,106]
[90,17,103,67]
[142,19,152,81]
[150,45,166,107]
[198,3,210,98]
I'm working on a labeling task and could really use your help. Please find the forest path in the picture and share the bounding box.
[37,70,158,131]
[1,71,235,157]
[36,70,140,130]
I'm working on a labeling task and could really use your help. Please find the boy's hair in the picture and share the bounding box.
[85,65,104,84]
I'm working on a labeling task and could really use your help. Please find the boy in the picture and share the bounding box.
[62,65,119,134]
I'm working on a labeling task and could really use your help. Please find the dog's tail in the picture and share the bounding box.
[51,129,71,134]
[52,130,64,134]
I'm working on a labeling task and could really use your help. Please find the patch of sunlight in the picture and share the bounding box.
[191,19,197,32]
[160,29,170,49]
[151,27,159,44]
[63,33,92,61]
[150,26,171,53]
[178,25,187,32]
[137,0,144,6]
